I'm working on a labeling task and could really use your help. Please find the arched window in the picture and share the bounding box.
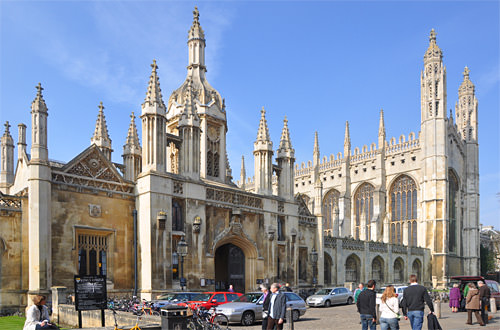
[390,175,418,246]
[372,257,384,283]
[207,126,220,177]
[354,183,374,240]
[412,259,422,281]
[394,258,404,283]
[448,171,459,253]
[324,253,333,285]
[172,200,183,232]
[322,189,340,236]
[346,255,360,283]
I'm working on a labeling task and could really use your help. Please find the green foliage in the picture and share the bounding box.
[480,244,496,275]
[0,316,26,330]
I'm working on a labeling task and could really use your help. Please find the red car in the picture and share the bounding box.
[179,291,243,310]
[450,275,500,308]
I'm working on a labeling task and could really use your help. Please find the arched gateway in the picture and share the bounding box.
[215,243,246,293]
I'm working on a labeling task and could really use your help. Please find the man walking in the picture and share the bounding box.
[478,281,490,324]
[267,283,286,330]
[401,275,434,330]
[260,284,271,330]
[354,283,365,303]
[356,279,377,330]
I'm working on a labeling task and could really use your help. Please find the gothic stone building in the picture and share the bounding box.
[0,9,478,312]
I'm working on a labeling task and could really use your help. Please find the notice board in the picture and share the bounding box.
[74,275,107,311]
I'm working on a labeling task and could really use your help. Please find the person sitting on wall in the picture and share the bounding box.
[24,295,60,330]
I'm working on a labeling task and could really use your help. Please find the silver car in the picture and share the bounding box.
[306,287,354,307]
[215,291,307,326]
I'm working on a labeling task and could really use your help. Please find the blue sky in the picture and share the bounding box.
[0,1,498,228]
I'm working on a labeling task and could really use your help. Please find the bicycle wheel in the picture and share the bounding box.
[213,313,229,330]
[187,319,198,330]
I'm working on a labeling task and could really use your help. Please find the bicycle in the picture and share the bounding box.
[111,308,143,330]
[187,306,229,330]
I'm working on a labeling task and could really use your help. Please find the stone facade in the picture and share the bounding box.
[0,8,478,312]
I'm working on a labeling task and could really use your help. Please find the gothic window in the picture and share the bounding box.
[277,216,285,241]
[322,189,340,236]
[345,255,360,283]
[394,258,404,283]
[324,253,333,285]
[172,200,183,232]
[412,259,422,281]
[78,233,109,276]
[298,248,308,282]
[390,175,418,246]
[448,170,459,253]
[207,126,220,177]
[371,257,384,283]
[354,183,374,240]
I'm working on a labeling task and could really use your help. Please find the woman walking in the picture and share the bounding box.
[449,283,461,313]
[465,283,485,326]
[379,285,400,330]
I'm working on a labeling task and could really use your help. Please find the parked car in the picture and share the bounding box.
[306,287,353,307]
[375,285,408,305]
[450,275,500,308]
[178,291,242,310]
[215,291,307,326]
[152,292,199,309]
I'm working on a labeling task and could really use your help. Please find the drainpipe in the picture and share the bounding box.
[133,209,138,297]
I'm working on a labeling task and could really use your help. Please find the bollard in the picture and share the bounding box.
[285,307,294,330]
[376,304,380,325]
[490,298,497,314]
[433,300,442,319]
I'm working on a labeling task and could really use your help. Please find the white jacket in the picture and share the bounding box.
[379,297,400,319]
[23,304,50,330]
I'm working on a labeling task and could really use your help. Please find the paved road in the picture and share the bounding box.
[229,303,499,330]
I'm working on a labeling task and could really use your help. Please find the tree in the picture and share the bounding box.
[480,244,496,276]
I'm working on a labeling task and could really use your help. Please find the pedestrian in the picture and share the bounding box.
[260,284,271,330]
[228,284,235,292]
[267,282,286,330]
[449,283,461,313]
[354,283,365,303]
[24,295,59,330]
[465,283,485,326]
[400,274,434,330]
[478,280,490,324]
[379,285,400,330]
[284,283,293,292]
[356,279,377,330]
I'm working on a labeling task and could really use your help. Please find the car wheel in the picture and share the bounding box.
[292,309,300,322]
[241,311,255,326]
[347,297,353,305]
[324,300,331,308]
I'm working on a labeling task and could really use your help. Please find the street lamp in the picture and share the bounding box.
[177,236,188,290]
[310,247,318,289]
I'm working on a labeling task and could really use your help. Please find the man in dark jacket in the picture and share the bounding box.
[267,283,286,330]
[401,275,434,330]
[260,284,271,330]
[478,281,490,324]
[356,279,376,330]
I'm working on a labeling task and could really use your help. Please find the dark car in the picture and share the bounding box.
[450,275,500,308]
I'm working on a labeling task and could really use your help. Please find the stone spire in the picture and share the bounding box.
[125,112,140,149]
[143,60,166,111]
[378,109,385,149]
[0,121,14,187]
[456,66,478,142]
[276,117,295,200]
[256,107,271,143]
[424,28,442,62]
[31,83,49,161]
[225,151,232,183]
[344,121,351,157]
[91,102,113,160]
[179,79,200,125]
[122,112,142,181]
[278,116,293,152]
[32,82,48,114]
[313,131,320,161]
[240,156,246,189]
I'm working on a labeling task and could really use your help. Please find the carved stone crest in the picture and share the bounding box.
[89,204,101,217]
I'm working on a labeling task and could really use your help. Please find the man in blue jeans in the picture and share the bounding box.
[401,275,434,330]
[356,279,377,330]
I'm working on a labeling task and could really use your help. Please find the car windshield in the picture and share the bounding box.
[314,289,331,295]
[191,293,212,302]
[157,293,176,301]
[233,293,263,303]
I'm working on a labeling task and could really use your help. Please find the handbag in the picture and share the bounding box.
[385,300,401,320]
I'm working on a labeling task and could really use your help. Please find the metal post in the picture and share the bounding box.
[133,210,138,297]
[101,309,105,327]
[181,255,184,291]
[78,311,82,328]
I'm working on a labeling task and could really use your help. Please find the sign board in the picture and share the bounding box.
[74,275,107,311]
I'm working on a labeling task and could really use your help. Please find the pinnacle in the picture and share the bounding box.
[143,59,165,108]
[32,82,48,112]
[463,66,470,79]
[313,131,319,155]
[91,101,112,147]
[189,6,205,40]
[3,121,11,136]
[344,121,350,146]
[429,28,437,43]
[125,112,140,148]
[256,107,271,142]
[378,109,385,137]
[279,116,293,151]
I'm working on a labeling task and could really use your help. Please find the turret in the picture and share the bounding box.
[455,67,478,142]
[178,80,201,180]
[122,112,142,181]
[141,60,166,173]
[31,83,49,162]
[18,123,27,157]
[91,102,113,161]
[253,107,273,195]
[0,121,14,188]
[276,116,295,199]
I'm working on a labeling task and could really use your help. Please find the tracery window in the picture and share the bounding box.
[169,142,179,174]
[390,175,418,246]
[394,258,404,283]
[78,233,109,276]
[207,125,220,177]
[322,189,340,236]
[172,200,183,232]
[345,255,360,283]
[371,257,384,283]
[354,183,374,240]
[448,171,459,253]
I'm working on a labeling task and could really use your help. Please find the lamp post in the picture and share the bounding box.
[177,236,188,290]
[310,247,318,289]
